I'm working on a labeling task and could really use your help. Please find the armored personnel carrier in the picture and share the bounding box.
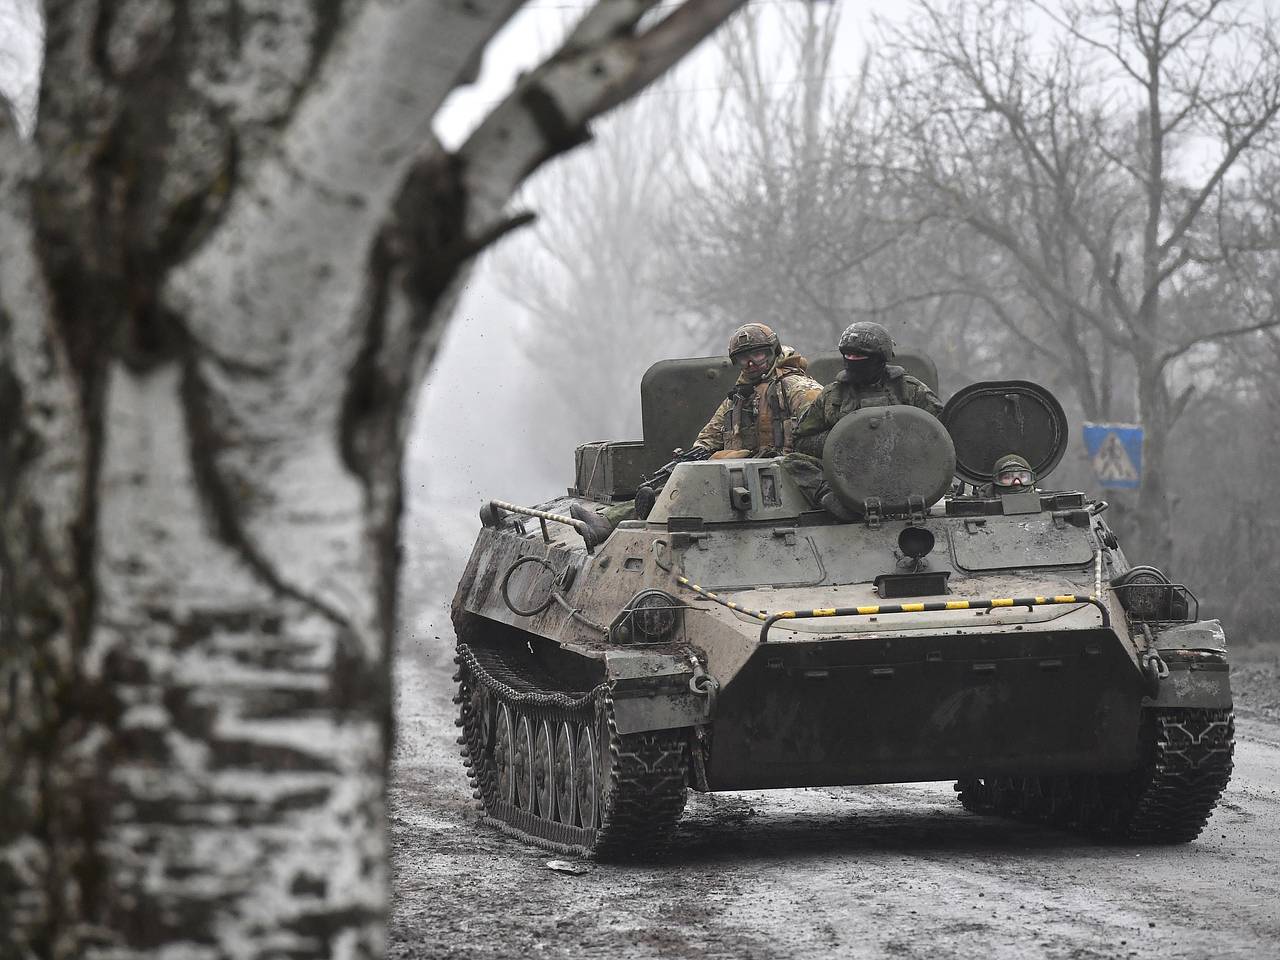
[452,356,1233,858]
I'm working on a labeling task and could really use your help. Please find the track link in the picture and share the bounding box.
[456,642,688,859]
[955,707,1234,843]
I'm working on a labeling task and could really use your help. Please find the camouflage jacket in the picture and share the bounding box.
[793,364,943,458]
[694,347,823,455]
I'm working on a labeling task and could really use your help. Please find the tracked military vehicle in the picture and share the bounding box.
[452,355,1233,857]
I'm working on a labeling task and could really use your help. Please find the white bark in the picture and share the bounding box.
[2,0,745,954]
[89,362,386,956]
[0,107,90,955]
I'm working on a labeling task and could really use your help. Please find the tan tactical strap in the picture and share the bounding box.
[726,395,741,446]
[767,384,785,450]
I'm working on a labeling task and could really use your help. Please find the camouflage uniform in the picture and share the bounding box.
[600,347,822,526]
[692,347,823,456]
[781,364,944,507]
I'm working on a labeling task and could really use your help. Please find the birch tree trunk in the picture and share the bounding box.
[0,1,743,956]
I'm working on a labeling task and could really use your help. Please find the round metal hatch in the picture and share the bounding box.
[941,380,1068,484]
[822,405,956,512]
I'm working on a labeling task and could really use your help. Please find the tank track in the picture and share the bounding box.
[454,642,688,859]
[955,707,1234,843]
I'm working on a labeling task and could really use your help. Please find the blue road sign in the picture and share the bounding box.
[1082,422,1143,489]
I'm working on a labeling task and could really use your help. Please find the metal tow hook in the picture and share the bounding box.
[1142,650,1170,698]
[688,655,720,718]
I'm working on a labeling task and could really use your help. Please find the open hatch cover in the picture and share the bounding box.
[942,380,1068,485]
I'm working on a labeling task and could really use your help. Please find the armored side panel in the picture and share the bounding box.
[640,357,738,459]
[806,353,842,388]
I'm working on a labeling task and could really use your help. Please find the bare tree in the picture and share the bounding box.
[493,91,697,441]
[660,4,1015,385]
[0,0,743,955]
[1164,152,1280,628]
[879,0,1280,560]
[665,3,879,351]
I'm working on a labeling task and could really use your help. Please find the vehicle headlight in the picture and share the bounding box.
[612,590,683,643]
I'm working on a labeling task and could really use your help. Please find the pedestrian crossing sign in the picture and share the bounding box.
[1082,422,1142,489]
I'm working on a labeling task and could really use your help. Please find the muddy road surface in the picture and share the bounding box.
[389,636,1280,960]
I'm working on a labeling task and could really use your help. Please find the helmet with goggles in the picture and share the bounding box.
[992,453,1035,490]
[727,323,781,365]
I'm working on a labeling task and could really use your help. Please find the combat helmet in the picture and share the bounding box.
[838,321,895,360]
[992,453,1035,490]
[727,323,781,361]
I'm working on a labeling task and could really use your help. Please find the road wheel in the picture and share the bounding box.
[553,721,576,826]
[574,722,599,830]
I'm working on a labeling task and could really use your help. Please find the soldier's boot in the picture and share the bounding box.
[634,485,657,520]
[570,502,615,545]
[819,490,858,523]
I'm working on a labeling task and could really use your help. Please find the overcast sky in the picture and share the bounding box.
[0,0,39,129]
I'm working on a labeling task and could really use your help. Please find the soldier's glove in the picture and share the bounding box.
[794,432,829,458]
[754,446,780,459]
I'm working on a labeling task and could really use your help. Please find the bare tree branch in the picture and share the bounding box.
[1157,100,1280,259]
[1156,314,1280,372]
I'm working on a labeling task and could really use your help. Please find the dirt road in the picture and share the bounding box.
[389,634,1280,960]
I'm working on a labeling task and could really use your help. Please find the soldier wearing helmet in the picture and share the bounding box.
[992,453,1034,490]
[571,323,822,541]
[782,321,943,519]
[690,322,823,459]
[988,453,1036,494]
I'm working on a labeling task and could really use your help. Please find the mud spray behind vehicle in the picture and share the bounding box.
[451,356,1233,858]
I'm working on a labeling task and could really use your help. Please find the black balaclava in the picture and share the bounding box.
[844,355,886,385]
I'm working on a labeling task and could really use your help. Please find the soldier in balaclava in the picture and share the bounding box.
[782,321,943,520]
[571,323,822,541]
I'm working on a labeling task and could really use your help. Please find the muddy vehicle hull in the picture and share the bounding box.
[452,498,1233,856]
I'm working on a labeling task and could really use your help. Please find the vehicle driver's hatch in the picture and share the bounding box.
[942,380,1069,485]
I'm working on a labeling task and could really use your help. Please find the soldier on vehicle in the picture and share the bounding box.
[991,453,1035,491]
[781,321,944,520]
[571,323,823,541]
[690,322,824,459]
